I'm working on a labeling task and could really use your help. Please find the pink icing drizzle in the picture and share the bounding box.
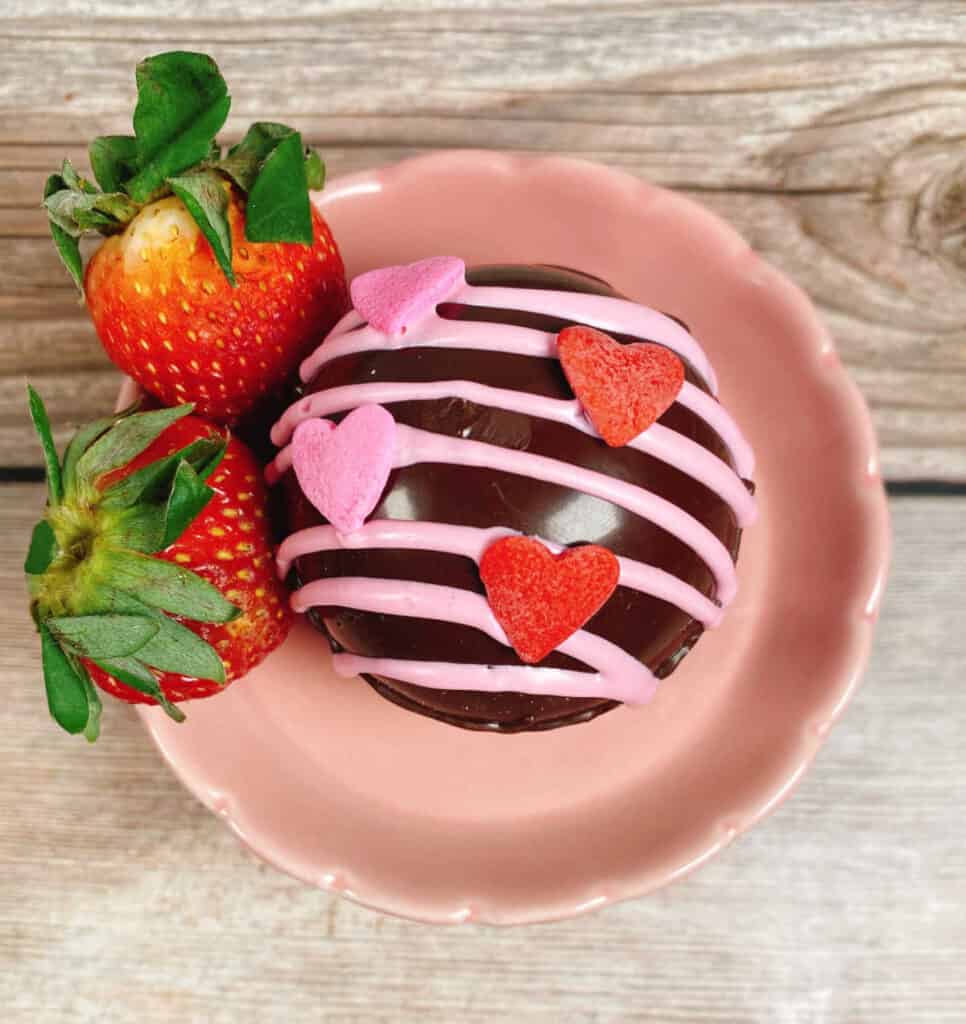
[271,264,756,703]
[297,299,753,479]
[276,521,724,627]
[271,380,756,527]
[675,386,755,479]
[292,577,657,705]
[331,656,651,704]
[463,285,718,391]
[271,424,737,604]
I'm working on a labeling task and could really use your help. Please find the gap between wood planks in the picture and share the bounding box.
[0,465,960,496]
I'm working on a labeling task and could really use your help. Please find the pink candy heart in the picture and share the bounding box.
[291,405,397,534]
[350,256,466,335]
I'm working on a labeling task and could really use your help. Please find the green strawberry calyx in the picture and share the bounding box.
[44,51,326,292]
[25,387,242,741]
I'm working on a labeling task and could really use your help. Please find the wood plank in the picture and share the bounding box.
[1,487,964,1023]
[1,3,965,478]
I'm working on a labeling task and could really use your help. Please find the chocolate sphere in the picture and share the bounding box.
[283,265,749,732]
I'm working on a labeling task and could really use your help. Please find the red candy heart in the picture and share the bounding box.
[557,325,685,447]
[480,537,620,664]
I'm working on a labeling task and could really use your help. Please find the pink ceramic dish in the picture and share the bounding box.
[133,151,890,925]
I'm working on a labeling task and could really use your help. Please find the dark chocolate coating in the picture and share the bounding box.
[285,265,746,732]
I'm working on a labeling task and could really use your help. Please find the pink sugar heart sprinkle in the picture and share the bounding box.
[291,405,397,535]
[350,256,466,335]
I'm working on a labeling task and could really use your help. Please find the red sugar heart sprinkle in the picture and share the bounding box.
[479,537,620,664]
[557,325,685,447]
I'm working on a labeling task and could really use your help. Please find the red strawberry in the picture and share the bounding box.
[25,388,291,739]
[84,194,347,424]
[44,51,349,424]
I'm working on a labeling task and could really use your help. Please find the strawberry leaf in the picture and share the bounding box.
[75,404,193,487]
[196,441,226,481]
[126,51,231,204]
[218,121,295,193]
[46,221,83,291]
[44,188,115,235]
[139,615,226,684]
[219,124,324,195]
[43,174,83,291]
[79,669,103,742]
[101,435,223,509]
[27,385,63,506]
[95,588,226,683]
[45,187,138,237]
[40,622,98,737]
[101,549,240,624]
[46,614,160,659]
[60,159,97,195]
[112,508,165,554]
[93,192,140,224]
[244,131,313,244]
[89,135,139,193]
[304,149,325,191]
[109,447,219,554]
[161,460,214,549]
[167,169,235,285]
[92,656,185,722]
[62,404,139,498]
[24,520,58,575]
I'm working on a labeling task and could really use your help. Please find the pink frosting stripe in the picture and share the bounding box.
[276,520,724,627]
[461,284,717,392]
[324,276,715,393]
[293,577,657,705]
[266,447,292,483]
[677,386,755,478]
[296,309,753,478]
[300,316,551,382]
[270,380,756,526]
[269,424,738,603]
[331,655,653,705]
[397,427,737,604]
[327,307,366,337]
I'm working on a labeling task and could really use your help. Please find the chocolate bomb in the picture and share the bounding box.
[284,265,747,732]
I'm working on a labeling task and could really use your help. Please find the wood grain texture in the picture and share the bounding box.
[2,486,964,1023]
[0,2,964,476]
[1,5,964,1021]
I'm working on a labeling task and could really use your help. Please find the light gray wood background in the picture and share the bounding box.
[1,3,963,1022]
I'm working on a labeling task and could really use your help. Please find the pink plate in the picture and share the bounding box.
[136,151,890,925]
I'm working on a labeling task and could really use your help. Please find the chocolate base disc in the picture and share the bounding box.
[285,264,745,732]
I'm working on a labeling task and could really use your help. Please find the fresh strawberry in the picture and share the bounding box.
[43,51,349,424]
[84,193,345,424]
[25,388,291,739]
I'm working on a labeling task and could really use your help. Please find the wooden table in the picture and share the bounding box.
[2,4,964,1021]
